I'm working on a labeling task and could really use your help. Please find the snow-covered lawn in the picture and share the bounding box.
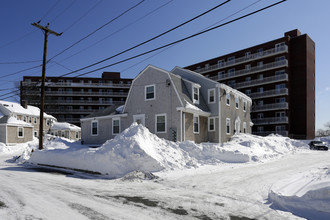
[0,124,329,219]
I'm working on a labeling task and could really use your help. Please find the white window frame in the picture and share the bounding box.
[18,127,24,138]
[155,114,167,133]
[145,84,155,101]
[208,88,215,104]
[226,93,230,106]
[192,85,200,104]
[243,101,247,112]
[112,118,121,135]
[208,117,215,132]
[226,118,231,135]
[33,117,37,124]
[235,96,239,109]
[91,120,98,136]
[193,115,199,134]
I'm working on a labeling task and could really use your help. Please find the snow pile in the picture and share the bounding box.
[269,166,330,219]
[51,122,81,131]
[27,123,307,178]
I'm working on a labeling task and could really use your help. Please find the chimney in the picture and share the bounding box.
[22,100,28,109]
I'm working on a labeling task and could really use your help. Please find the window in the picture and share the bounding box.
[193,85,199,104]
[275,56,285,62]
[243,101,247,112]
[275,42,285,52]
[112,118,120,135]
[23,116,27,122]
[257,48,263,56]
[91,120,98,136]
[156,114,166,133]
[33,117,37,124]
[275,70,285,76]
[257,113,264,119]
[226,93,230,105]
[245,51,251,58]
[228,56,235,65]
[257,61,263,68]
[226,118,230,135]
[193,115,199,134]
[76,132,79,139]
[257,100,264,106]
[245,77,251,81]
[18,127,24,138]
[228,80,235,87]
[257,126,264,133]
[245,89,251,95]
[235,96,239,109]
[218,71,224,79]
[258,74,263,80]
[245,64,251,70]
[205,63,209,69]
[276,112,286,118]
[145,85,155,100]
[208,118,215,132]
[228,68,235,76]
[243,122,247,133]
[275,84,286,91]
[29,117,32,123]
[218,60,224,67]
[257,87,264,93]
[208,89,215,104]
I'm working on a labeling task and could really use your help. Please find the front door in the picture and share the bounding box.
[133,114,145,126]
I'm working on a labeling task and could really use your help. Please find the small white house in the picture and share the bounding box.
[50,122,81,140]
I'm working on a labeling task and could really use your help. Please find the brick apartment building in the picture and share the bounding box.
[185,29,315,139]
[20,72,132,126]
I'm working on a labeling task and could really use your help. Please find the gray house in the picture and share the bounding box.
[81,65,252,145]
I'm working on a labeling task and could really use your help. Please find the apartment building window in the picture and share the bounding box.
[80,80,84,84]
[218,60,224,67]
[257,126,264,133]
[208,117,215,132]
[245,89,251,95]
[80,89,84,93]
[66,97,72,103]
[275,70,285,76]
[226,118,230,135]
[67,80,72,84]
[91,120,98,136]
[80,97,84,102]
[275,84,286,91]
[235,96,239,109]
[258,74,263,80]
[87,97,92,103]
[59,79,64,85]
[193,85,200,104]
[99,98,105,104]
[257,87,264,93]
[276,97,286,103]
[228,68,235,76]
[257,100,264,106]
[243,122,247,133]
[228,80,235,87]
[228,56,235,64]
[257,48,263,56]
[145,84,155,100]
[88,89,92,93]
[156,114,167,133]
[226,93,230,105]
[67,106,73,111]
[88,106,92,110]
[275,42,285,52]
[208,89,215,104]
[98,80,104,85]
[257,113,264,119]
[245,76,251,81]
[67,88,72,94]
[205,63,210,69]
[218,71,224,79]
[245,64,251,70]
[80,106,84,110]
[58,88,64,94]
[193,115,199,134]
[257,61,263,68]
[112,118,120,135]
[275,56,285,62]
[196,66,200,71]
[99,89,105,94]
[107,89,112,94]
[276,125,286,132]
[245,51,251,58]
[18,127,24,138]
[275,112,286,118]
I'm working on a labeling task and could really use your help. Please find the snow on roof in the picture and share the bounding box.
[218,83,252,103]
[6,116,33,127]
[51,122,81,131]
[0,100,56,119]
[182,100,210,116]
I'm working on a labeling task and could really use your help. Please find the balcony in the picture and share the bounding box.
[252,117,288,125]
[252,102,288,112]
[22,81,131,88]
[196,45,288,74]
[249,88,288,99]
[44,91,129,97]
[210,60,288,81]
[253,130,288,137]
[233,74,288,89]
[46,100,126,105]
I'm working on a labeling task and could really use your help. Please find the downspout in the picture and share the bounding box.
[180,110,183,142]
[218,87,222,144]
[183,112,185,141]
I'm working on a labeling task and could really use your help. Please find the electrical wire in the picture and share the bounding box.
[58,0,232,77]
[40,0,61,21]
[0,30,37,49]
[57,0,174,63]
[0,60,42,65]
[2,64,42,79]
[50,0,77,23]
[69,0,287,78]
[1,94,19,101]
[0,89,20,98]
[48,0,145,61]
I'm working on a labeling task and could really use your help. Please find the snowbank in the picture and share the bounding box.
[269,166,330,219]
[27,123,307,178]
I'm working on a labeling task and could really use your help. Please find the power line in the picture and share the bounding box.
[120,0,263,74]
[70,0,287,78]
[62,0,104,33]
[48,0,145,61]
[57,0,173,63]
[0,30,37,49]
[2,64,42,79]
[50,0,77,23]
[40,0,61,21]
[0,89,20,98]
[1,94,19,101]
[0,60,42,65]
[58,0,232,77]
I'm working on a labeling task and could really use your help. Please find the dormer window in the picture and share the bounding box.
[235,96,239,109]
[226,92,230,106]
[193,85,200,104]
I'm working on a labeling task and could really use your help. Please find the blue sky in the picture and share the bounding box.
[0,0,329,130]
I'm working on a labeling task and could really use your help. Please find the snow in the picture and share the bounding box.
[0,124,329,219]
[51,122,81,131]
[6,117,32,127]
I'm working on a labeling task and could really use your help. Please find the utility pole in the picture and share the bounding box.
[32,22,62,150]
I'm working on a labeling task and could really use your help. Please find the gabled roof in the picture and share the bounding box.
[82,105,124,120]
[0,116,33,127]
[0,100,56,119]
